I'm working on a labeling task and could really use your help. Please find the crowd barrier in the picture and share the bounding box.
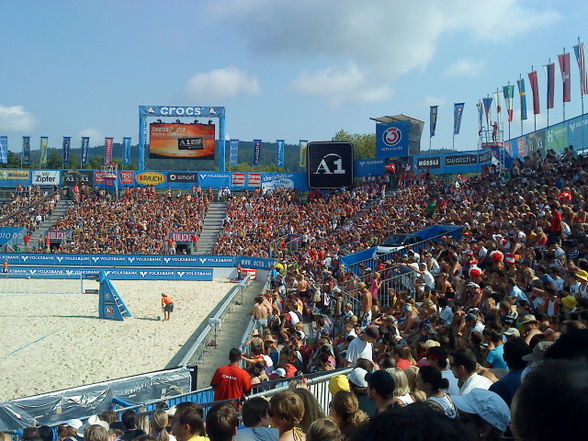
[5,267,214,281]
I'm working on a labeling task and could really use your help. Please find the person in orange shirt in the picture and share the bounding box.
[161,293,174,321]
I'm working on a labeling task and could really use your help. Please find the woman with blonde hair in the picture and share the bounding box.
[150,410,176,441]
[386,367,414,406]
[404,366,427,402]
[306,418,341,441]
[269,392,306,441]
[329,391,368,440]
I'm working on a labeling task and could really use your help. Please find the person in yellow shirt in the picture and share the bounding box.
[171,410,209,441]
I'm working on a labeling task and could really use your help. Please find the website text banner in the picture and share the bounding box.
[0,253,276,270]
[0,169,31,187]
[261,173,308,191]
[7,267,214,281]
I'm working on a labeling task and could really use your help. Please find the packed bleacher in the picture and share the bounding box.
[50,187,210,254]
[0,188,61,232]
[5,149,588,441]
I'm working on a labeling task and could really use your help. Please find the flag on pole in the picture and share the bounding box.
[546,63,556,109]
[476,102,483,131]
[573,42,588,95]
[495,91,502,124]
[503,85,515,122]
[105,137,113,163]
[40,136,48,167]
[429,105,438,137]
[298,140,308,167]
[482,97,493,126]
[528,70,540,114]
[0,136,7,164]
[253,139,262,165]
[23,136,31,164]
[63,136,71,164]
[229,139,239,166]
[558,52,572,102]
[453,103,464,135]
[517,78,528,120]
[81,137,89,165]
[123,137,132,165]
[276,139,285,167]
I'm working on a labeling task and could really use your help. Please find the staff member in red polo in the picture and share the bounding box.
[210,348,251,401]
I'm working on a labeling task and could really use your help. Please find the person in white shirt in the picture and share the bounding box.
[449,348,493,395]
[345,326,380,366]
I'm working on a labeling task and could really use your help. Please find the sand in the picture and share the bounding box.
[0,278,234,402]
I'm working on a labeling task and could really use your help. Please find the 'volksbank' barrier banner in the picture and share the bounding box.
[8,267,214,281]
[0,253,276,270]
[376,122,409,158]
[354,158,385,177]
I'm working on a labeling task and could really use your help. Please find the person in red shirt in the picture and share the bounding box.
[550,202,563,243]
[210,348,251,401]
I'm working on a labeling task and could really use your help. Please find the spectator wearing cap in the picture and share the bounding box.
[328,374,350,395]
[347,367,377,417]
[453,389,511,441]
[449,349,493,395]
[488,338,531,407]
[366,370,396,414]
[426,346,460,395]
[519,315,542,345]
[570,270,588,299]
[60,420,84,441]
[344,327,379,366]
[210,348,252,401]
[503,328,520,340]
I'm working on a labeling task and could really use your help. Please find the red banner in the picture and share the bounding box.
[248,172,261,186]
[558,52,572,103]
[170,232,196,243]
[528,71,540,114]
[232,172,245,186]
[48,230,71,242]
[120,171,134,185]
[105,137,113,163]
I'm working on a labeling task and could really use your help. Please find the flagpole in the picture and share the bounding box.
[563,47,566,122]
[546,59,550,128]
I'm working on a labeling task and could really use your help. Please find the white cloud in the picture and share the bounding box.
[0,104,37,131]
[443,59,486,78]
[292,64,392,106]
[208,0,562,104]
[184,67,260,102]
[78,128,105,145]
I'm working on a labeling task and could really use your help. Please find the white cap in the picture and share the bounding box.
[452,389,511,432]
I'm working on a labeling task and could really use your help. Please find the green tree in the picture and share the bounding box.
[332,130,376,158]
[46,149,62,169]
[228,163,286,172]
[67,153,81,169]
[89,156,104,169]
[4,151,22,168]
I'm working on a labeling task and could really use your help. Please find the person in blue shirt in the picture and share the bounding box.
[490,337,531,407]
[482,327,508,370]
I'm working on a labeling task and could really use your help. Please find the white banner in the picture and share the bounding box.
[32,170,60,186]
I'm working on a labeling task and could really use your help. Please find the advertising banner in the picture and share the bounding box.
[149,123,215,159]
[0,136,7,164]
[248,172,261,187]
[0,170,30,188]
[232,172,245,187]
[567,114,588,152]
[22,136,31,164]
[252,139,262,165]
[517,137,527,157]
[47,230,71,243]
[453,103,464,135]
[62,170,93,187]
[167,172,197,183]
[0,227,25,246]
[63,136,71,164]
[7,267,214,281]
[276,139,285,167]
[546,124,567,153]
[354,158,385,177]
[32,170,60,186]
[170,232,195,244]
[445,154,478,166]
[39,136,48,167]
[526,130,546,156]
[417,157,441,169]
[119,171,135,185]
[376,122,409,157]
[81,137,90,164]
[135,171,166,186]
[198,172,231,188]
[261,173,297,190]
[307,141,354,189]
[105,137,113,163]
[430,106,439,137]
[298,140,308,167]
[478,150,493,163]
[229,139,239,167]
[123,137,132,165]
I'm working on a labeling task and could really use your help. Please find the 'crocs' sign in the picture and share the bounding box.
[136,172,166,185]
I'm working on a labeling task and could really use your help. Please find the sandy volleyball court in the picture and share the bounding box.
[0,278,233,401]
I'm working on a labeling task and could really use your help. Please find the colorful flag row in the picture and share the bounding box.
[428,104,465,138]
[227,139,291,168]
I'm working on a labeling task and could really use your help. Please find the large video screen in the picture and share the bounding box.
[149,123,215,159]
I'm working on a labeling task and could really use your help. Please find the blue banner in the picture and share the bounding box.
[63,136,71,164]
[253,139,262,165]
[276,139,285,167]
[198,172,231,188]
[22,136,31,164]
[355,158,385,177]
[81,137,90,164]
[453,103,464,135]
[139,105,224,118]
[261,173,308,191]
[0,227,25,246]
[7,267,214,281]
[229,139,239,167]
[430,106,438,137]
[0,136,7,164]
[376,122,409,158]
[123,137,131,165]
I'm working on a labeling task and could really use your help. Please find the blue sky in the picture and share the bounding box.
[0,0,587,153]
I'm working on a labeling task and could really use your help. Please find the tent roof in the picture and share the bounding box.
[370,114,424,124]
